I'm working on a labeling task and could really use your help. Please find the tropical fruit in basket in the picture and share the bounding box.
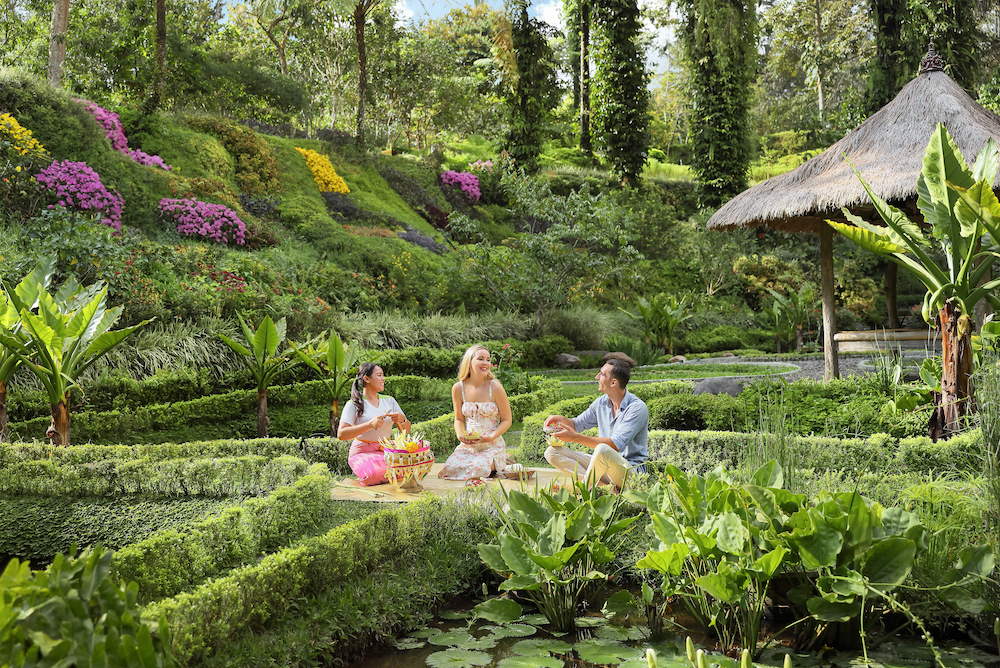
[404,440,421,452]
[545,433,565,448]
[466,430,482,440]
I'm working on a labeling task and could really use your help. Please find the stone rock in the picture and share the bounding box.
[555,353,580,368]
[693,377,745,397]
[722,352,736,358]
[669,355,687,363]
[603,351,637,367]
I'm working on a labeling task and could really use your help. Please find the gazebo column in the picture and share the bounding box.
[821,222,839,381]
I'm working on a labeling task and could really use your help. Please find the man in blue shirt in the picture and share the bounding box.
[544,358,648,491]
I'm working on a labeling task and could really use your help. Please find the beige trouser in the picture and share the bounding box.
[544,443,630,489]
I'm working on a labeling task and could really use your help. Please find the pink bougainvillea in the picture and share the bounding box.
[159,198,246,245]
[36,160,124,232]
[75,99,171,171]
[441,170,481,203]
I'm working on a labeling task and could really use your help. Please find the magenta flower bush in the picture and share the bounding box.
[75,99,171,170]
[160,198,246,246]
[441,170,481,203]
[36,160,124,232]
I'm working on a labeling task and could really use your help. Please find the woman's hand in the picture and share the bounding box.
[369,416,385,430]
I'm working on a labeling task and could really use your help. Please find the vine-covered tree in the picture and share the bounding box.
[676,0,758,205]
[592,0,649,186]
[502,2,558,173]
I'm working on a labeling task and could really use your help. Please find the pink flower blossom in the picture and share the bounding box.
[159,198,246,245]
[36,160,124,231]
[441,170,481,202]
[75,99,172,171]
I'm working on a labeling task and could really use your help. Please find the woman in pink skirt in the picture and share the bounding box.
[336,362,410,485]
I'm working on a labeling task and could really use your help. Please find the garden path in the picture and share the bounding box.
[330,463,568,502]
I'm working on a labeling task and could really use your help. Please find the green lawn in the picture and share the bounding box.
[539,362,797,383]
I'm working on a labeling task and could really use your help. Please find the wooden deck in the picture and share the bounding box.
[330,463,572,502]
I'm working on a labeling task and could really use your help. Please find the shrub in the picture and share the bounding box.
[0,111,49,160]
[0,546,177,667]
[440,170,481,202]
[647,393,746,431]
[184,116,282,195]
[35,160,124,231]
[160,197,247,245]
[294,146,350,193]
[678,325,773,354]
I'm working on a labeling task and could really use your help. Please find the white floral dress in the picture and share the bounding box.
[438,381,507,480]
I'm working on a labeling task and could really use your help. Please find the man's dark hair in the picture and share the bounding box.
[606,359,631,387]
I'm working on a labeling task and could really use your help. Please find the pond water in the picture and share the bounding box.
[348,604,1000,668]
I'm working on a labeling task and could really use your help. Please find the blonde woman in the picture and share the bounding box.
[337,362,410,486]
[438,344,519,480]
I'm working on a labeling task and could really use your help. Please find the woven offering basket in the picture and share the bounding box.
[383,443,434,492]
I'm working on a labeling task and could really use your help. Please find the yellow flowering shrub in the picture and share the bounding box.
[0,113,50,160]
[294,147,349,194]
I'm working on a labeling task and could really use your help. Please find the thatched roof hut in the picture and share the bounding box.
[707,46,1000,379]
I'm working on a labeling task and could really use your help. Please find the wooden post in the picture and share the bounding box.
[821,222,839,381]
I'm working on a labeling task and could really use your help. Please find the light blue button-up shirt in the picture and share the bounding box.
[573,390,649,471]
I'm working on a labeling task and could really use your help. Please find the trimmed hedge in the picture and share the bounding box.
[0,497,234,565]
[0,454,310,498]
[644,428,983,477]
[144,495,490,665]
[111,463,357,603]
[514,381,690,461]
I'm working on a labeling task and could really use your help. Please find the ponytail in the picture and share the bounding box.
[351,362,378,416]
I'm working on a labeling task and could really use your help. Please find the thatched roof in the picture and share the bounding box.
[707,69,1000,234]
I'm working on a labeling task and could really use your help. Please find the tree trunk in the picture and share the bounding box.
[354,2,368,148]
[49,397,70,446]
[330,398,340,438]
[257,387,270,438]
[142,0,167,114]
[47,0,71,87]
[885,262,899,328]
[579,0,591,155]
[929,300,974,441]
[820,223,839,380]
[0,382,8,443]
[775,333,782,354]
[812,0,824,119]
[796,325,804,351]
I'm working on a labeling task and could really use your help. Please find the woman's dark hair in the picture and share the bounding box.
[351,362,378,416]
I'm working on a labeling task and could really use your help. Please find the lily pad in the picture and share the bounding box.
[510,638,573,656]
[596,625,648,641]
[427,631,474,646]
[409,627,443,639]
[574,639,644,664]
[497,657,564,668]
[574,617,609,628]
[487,623,538,638]
[520,614,550,626]
[439,610,472,621]
[426,649,493,667]
[459,637,499,651]
[392,638,426,650]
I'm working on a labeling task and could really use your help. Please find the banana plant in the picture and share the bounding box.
[0,258,56,442]
[0,277,152,446]
[621,293,692,355]
[292,328,359,437]
[827,123,1000,439]
[218,314,302,438]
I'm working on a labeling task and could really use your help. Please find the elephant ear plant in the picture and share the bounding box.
[292,328,359,437]
[629,461,993,661]
[0,268,152,446]
[477,481,641,632]
[218,314,304,438]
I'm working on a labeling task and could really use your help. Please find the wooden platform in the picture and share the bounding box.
[330,463,571,502]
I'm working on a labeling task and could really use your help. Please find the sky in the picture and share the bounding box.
[395,0,564,31]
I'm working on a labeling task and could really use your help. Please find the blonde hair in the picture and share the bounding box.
[458,344,495,381]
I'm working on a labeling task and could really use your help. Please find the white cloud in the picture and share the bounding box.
[394,0,415,27]
[533,0,563,30]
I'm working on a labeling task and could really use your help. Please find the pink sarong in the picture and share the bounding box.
[349,439,388,486]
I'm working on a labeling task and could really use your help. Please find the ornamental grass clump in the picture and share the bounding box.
[75,99,171,170]
[294,147,349,194]
[160,197,247,245]
[441,170,481,202]
[36,160,124,231]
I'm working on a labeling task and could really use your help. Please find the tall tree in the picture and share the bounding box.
[46,0,70,86]
[676,0,758,204]
[579,0,592,154]
[353,0,384,146]
[592,0,649,186]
